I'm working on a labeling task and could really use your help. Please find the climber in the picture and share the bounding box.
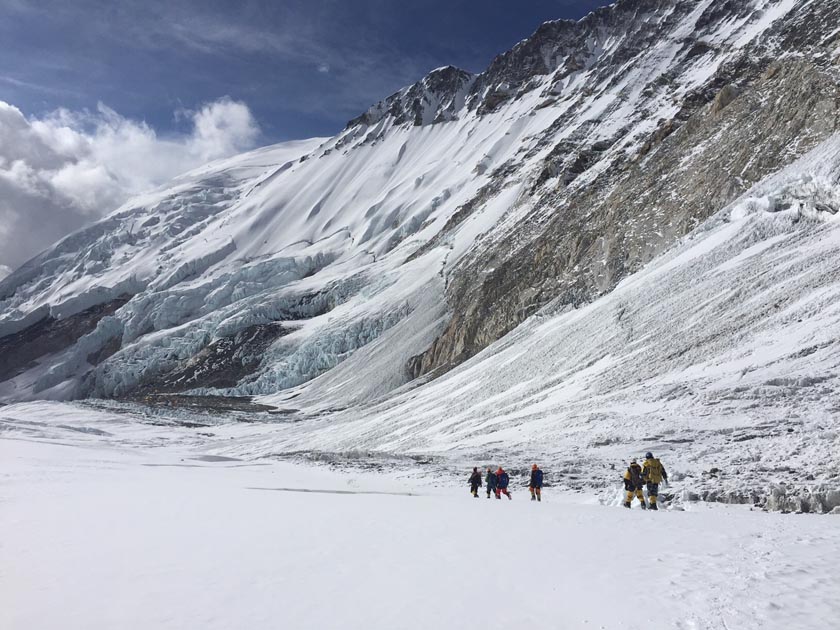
[641,452,668,510]
[495,467,512,500]
[623,458,646,509]
[485,467,498,499]
[468,467,482,498]
[529,464,543,502]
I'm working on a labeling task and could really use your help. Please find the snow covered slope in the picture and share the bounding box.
[2,0,837,406]
[224,135,840,511]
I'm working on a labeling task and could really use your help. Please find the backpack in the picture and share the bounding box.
[644,459,664,484]
[626,464,642,486]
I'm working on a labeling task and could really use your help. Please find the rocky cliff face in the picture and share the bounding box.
[409,0,840,374]
[0,0,838,406]
[346,66,476,128]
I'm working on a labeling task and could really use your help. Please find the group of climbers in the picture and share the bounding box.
[468,453,668,510]
[622,452,668,510]
[468,466,512,499]
[468,464,544,501]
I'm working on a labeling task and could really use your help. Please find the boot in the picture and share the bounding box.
[640,502,647,510]
[623,501,631,509]
[650,503,658,511]
[507,493,512,500]
[531,495,536,501]
[537,495,541,502]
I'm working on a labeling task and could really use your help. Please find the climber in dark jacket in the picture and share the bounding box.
[468,467,482,498]
[485,467,497,498]
[529,464,544,502]
[495,467,512,500]
[623,458,646,509]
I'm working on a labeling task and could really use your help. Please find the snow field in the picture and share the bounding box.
[2,417,839,630]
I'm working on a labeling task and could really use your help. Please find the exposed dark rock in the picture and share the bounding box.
[346,66,474,130]
[121,394,276,415]
[682,39,715,61]
[136,322,292,394]
[638,119,679,157]
[711,84,741,114]
[0,296,130,382]
[86,335,122,366]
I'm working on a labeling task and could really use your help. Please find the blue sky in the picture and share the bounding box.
[1,0,612,143]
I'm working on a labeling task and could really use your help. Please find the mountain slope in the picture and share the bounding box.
[243,135,840,511]
[0,0,838,415]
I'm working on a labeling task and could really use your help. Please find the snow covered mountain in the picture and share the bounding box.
[244,136,840,512]
[1,0,839,506]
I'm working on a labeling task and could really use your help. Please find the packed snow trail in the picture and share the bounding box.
[2,429,838,630]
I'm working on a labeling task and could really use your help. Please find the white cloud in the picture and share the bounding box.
[189,98,260,161]
[0,98,259,270]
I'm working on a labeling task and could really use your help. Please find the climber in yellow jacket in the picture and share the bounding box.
[622,458,645,509]
[641,452,668,510]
